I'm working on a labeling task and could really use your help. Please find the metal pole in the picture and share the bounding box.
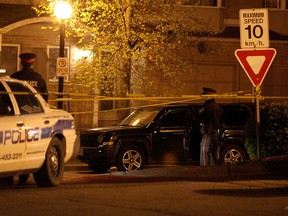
[58,24,65,109]
[255,86,261,160]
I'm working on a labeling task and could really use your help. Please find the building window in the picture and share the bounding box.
[164,0,176,3]
[181,0,224,6]
[47,45,70,82]
[0,44,20,76]
[265,0,280,8]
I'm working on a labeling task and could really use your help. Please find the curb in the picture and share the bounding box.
[64,159,288,178]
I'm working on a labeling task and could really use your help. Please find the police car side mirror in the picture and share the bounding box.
[0,104,12,116]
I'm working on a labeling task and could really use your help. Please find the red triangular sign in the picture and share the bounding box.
[235,48,277,87]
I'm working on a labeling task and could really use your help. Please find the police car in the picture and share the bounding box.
[0,76,79,187]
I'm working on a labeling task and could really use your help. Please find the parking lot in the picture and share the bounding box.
[1,164,288,216]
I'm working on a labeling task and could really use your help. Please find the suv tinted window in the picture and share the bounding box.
[223,107,250,127]
[160,109,188,128]
[7,82,43,115]
[119,109,159,126]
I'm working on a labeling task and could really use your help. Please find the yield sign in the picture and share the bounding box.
[235,48,277,87]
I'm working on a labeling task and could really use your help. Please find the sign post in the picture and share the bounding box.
[236,8,276,160]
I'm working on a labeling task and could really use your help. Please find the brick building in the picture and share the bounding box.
[0,0,288,127]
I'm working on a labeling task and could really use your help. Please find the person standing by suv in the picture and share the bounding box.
[199,87,222,166]
[11,53,48,102]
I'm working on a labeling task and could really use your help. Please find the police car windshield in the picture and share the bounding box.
[118,109,159,127]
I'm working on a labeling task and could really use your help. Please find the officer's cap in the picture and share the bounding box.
[19,53,36,63]
[201,87,216,95]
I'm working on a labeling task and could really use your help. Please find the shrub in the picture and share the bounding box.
[245,101,288,159]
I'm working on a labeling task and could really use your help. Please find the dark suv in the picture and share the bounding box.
[78,103,252,172]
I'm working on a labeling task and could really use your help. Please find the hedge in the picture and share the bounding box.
[245,101,288,159]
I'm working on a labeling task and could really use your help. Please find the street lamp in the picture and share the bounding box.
[54,1,72,109]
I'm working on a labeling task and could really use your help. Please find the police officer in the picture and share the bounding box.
[199,87,222,166]
[11,53,48,185]
[11,53,48,102]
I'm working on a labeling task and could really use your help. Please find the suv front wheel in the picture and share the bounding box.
[116,145,145,171]
[220,144,247,165]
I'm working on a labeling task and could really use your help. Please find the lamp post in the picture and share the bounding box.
[54,1,72,109]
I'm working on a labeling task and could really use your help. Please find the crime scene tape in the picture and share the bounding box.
[1,90,288,115]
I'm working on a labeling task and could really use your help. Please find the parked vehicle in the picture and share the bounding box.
[78,103,252,173]
[0,76,79,187]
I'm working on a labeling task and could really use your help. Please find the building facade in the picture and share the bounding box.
[0,0,287,127]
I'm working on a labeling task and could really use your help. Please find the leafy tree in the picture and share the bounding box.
[34,0,215,96]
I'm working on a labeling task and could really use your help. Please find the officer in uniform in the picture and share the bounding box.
[11,53,48,185]
[11,53,48,102]
[199,87,222,166]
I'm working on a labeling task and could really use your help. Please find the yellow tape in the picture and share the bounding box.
[2,91,288,116]
[47,94,275,103]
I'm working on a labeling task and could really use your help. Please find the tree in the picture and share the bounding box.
[33,0,215,97]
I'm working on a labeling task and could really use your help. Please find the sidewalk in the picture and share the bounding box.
[65,158,288,179]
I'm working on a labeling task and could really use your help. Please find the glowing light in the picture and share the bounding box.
[54,1,72,19]
[73,47,92,61]
[132,119,140,126]
[79,50,92,58]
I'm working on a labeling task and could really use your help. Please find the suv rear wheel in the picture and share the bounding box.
[220,144,247,165]
[116,145,145,171]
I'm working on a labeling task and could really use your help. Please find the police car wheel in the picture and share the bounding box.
[33,137,64,187]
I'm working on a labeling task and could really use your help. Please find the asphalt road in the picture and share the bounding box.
[0,166,288,216]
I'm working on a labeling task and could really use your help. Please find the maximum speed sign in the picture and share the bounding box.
[239,8,269,49]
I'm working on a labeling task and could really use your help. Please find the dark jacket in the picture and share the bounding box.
[11,67,48,102]
[199,98,222,134]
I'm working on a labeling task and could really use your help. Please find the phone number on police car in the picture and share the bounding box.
[0,153,23,160]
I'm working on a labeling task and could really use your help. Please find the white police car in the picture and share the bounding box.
[0,76,79,187]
